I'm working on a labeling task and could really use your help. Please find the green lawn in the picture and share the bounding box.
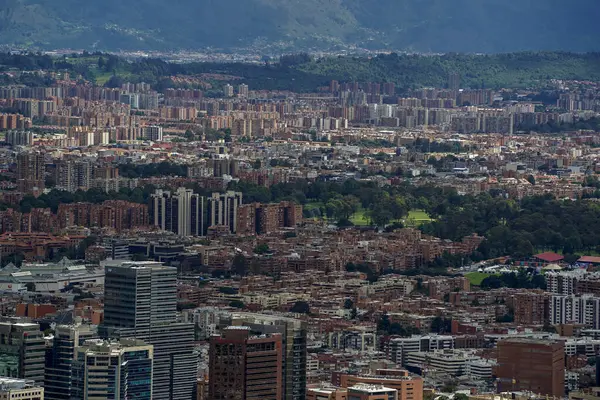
[407,209,432,222]
[404,209,434,227]
[465,272,495,285]
[350,209,370,226]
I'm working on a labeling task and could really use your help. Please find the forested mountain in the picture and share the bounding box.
[0,0,598,52]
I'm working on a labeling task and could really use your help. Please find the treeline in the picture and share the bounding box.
[118,162,188,179]
[4,51,600,92]
[516,117,600,133]
[18,186,154,213]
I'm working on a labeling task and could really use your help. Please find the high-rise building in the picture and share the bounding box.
[238,84,249,98]
[209,326,283,400]
[236,201,303,235]
[5,130,33,146]
[550,294,600,328]
[44,324,96,400]
[0,378,43,400]
[141,125,163,141]
[513,291,550,325]
[0,322,45,385]
[150,188,205,236]
[208,191,242,233]
[100,260,196,400]
[55,160,92,192]
[71,338,153,400]
[496,338,564,397]
[223,84,234,97]
[16,151,45,193]
[222,312,307,400]
[448,72,461,92]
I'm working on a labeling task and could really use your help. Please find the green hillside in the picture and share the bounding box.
[0,0,599,52]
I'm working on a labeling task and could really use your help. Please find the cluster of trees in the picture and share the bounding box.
[480,271,546,290]
[420,192,600,262]
[377,313,420,336]
[118,162,188,178]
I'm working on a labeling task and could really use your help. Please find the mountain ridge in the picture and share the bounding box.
[0,0,599,53]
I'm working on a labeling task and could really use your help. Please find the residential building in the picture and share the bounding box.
[141,125,163,141]
[150,188,205,236]
[0,322,45,385]
[551,294,600,329]
[514,291,550,325]
[55,160,92,192]
[208,191,243,233]
[209,326,283,400]
[496,338,564,397]
[71,338,153,400]
[236,201,303,235]
[223,84,234,97]
[5,131,33,146]
[16,151,45,193]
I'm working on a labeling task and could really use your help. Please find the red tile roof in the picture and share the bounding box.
[578,256,600,264]
[534,252,564,262]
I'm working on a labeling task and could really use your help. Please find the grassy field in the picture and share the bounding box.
[465,272,495,285]
[350,209,370,225]
[405,209,433,226]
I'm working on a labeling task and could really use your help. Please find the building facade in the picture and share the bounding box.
[209,326,283,400]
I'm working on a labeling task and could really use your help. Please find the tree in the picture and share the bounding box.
[290,301,310,314]
[343,299,354,309]
[231,253,248,276]
[431,316,452,333]
[377,313,391,333]
[229,300,244,309]
[253,244,270,254]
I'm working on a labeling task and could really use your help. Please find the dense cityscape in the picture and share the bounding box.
[0,48,600,400]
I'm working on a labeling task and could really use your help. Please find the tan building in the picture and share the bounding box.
[347,384,398,400]
[307,387,348,400]
[336,370,422,400]
[0,378,43,400]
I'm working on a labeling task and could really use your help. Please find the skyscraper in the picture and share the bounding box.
[223,84,234,97]
[71,338,153,400]
[100,260,196,400]
[448,72,461,92]
[44,324,96,400]
[238,83,249,98]
[496,338,564,397]
[16,151,45,193]
[208,191,243,233]
[149,188,205,236]
[221,313,307,400]
[0,322,45,385]
[209,326,283,400]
